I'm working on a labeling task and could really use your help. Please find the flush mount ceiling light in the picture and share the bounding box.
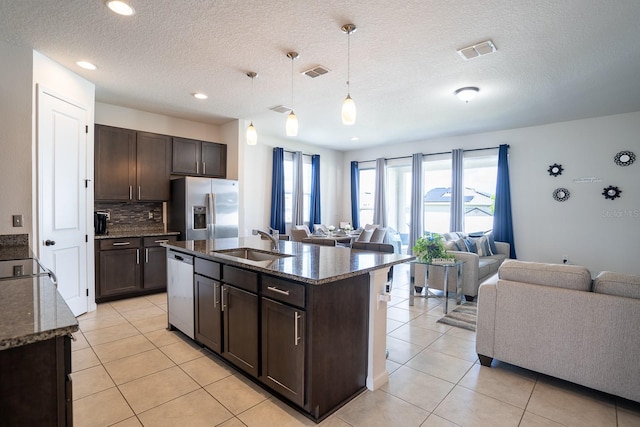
[285,52,299,137]
[246,72,258,146]
[341,23,357,126]
[192,92,208,100]
[105,0,135,16]
[454,87,480,103]
[76,61,97,70]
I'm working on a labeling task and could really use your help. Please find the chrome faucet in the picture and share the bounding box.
[252,229,279,251]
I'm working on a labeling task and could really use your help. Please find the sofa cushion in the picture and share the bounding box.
[498,260,591,291]
[593,271,640,299]
[478,259,497,278]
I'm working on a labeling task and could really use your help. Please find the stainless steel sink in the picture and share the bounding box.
[212,248,293,262]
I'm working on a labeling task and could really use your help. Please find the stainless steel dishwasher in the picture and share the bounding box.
[167,250,195,339]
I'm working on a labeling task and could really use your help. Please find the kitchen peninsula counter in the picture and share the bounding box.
[164,237,413,422]
[165,237,412,284]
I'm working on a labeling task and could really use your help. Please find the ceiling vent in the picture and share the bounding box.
[270,105,291,114]
[457,40,497,60]
[302,65,330,78]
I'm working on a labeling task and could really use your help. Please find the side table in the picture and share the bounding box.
[409,260,464,314]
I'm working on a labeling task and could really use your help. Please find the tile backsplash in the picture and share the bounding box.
[95,202,164,226]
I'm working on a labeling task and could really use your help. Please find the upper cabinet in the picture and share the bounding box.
[95,125,171,202]
[172,137,226,178]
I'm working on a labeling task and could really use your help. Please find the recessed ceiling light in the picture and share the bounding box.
[76,61,97,70]
[351,137,359,141]
[105,0,135,16]
[193,93,208,100]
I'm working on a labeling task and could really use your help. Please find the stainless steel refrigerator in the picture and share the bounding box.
[169,177,239,240]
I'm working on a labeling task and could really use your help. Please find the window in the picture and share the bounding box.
[422,155,452,234]
[357,166,375,226]
[283,152,312,228]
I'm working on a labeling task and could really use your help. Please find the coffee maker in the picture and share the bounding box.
[94,211,108,235]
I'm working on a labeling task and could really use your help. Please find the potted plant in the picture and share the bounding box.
[412,233,456,293]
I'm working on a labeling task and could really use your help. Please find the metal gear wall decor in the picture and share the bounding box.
[602,185,622,200]
[547,163,563,176]
[552,187,570,202]
[614,151,635,166]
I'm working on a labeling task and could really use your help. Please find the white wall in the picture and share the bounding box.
[238,119,343,237]
[0,41,32,236]
[342,112,640,275]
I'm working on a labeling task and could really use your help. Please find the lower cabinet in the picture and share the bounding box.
[222,284,259,377]
[0,335,72,426]
[96,234,176,302]
[261,298,305,406]
[195,274,222,353]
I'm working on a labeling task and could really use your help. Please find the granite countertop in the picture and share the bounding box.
[95,226,180,240]
[0,275,78,351]
[165,237,414,285]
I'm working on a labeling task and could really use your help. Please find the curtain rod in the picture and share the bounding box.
[275,147,316,157]
[356,145,507,164]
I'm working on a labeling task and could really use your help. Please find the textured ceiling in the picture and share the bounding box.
[2,0,640,150]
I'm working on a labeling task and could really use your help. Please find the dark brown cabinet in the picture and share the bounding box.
[97,238,141,299]
[0,335,73,426]
[95,124,171,202]
[142,236,176,291]
[172,137,226,178]
[261,298,305,406]
[96,235,176,302]
[221,265,259,377]
[194,258,223,353]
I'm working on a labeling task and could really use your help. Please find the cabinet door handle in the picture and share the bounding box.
[196,162,199,174]
[129,185,132,200]
[154,239,169,244]
[214,282,219,308]
[145,248,149,263]
[112,242,131,246]
[138,185,141,200]
[221,286,227,311]
[202,162,206,174]
[136,249,140,264]
[294,312,301,346]
[267,286,290,296]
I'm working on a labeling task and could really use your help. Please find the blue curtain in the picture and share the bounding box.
[350,161,360,229]
[270,147,286,234]
[493,144,517,258]
[309,155,321,226]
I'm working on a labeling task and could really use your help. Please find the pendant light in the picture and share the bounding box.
[286,52,299,137]
[246,72,258,146]
[341,23,357,125]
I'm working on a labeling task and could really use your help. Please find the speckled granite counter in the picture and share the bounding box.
[95,225,180,240]
[165,237,414,285]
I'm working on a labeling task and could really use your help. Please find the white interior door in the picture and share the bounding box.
[38,88,89,316]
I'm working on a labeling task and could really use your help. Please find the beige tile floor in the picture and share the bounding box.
[72,265,640,426]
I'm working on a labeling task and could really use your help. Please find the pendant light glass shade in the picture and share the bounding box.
[342,94,356,125]
[286,52,299,137]
[286,111,298,136]
[341,24,357,126]
[246,71,258,145]
[246,122,257,146]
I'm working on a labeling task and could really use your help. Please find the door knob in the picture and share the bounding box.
[45,240,56,246]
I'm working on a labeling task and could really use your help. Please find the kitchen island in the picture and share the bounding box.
[165,237,413,422]
[0,238,79,426]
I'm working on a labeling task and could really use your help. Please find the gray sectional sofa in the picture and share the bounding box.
[477,260,640,403]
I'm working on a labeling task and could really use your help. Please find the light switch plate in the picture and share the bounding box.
[12,214,23,227]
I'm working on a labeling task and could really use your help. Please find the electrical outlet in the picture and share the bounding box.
[105,211,111,220]
[12,214,23,227]
[562,255,569,264]
[148,211,154,219]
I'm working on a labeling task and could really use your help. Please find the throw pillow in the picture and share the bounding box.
[484,231,498,254]
[474,235,493,256]
[463,238,477,253]
[453,238,467,252]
